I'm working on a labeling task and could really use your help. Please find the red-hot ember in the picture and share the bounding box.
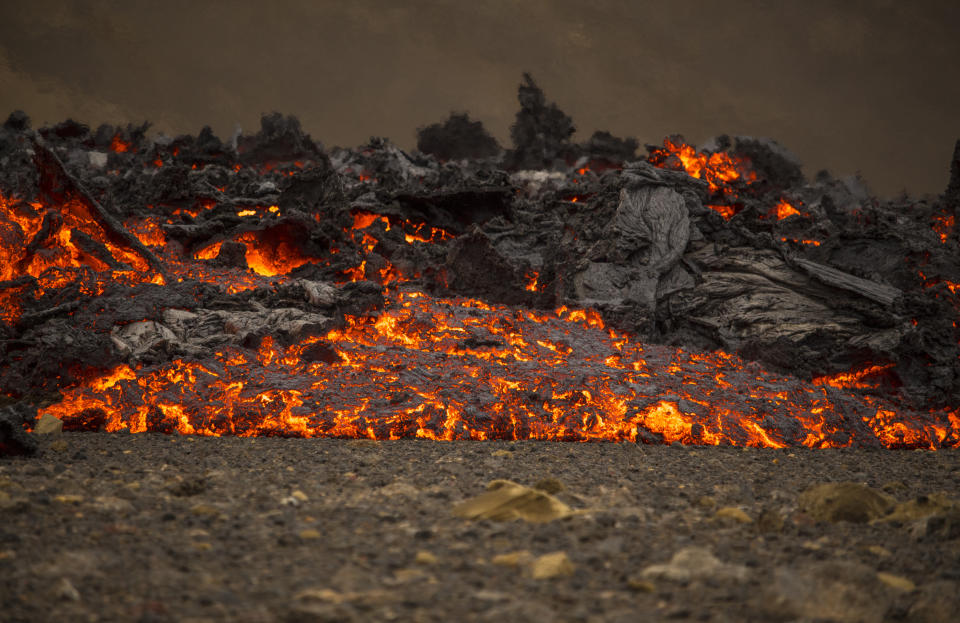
[649,138,757,219]
[933,213,954,243]
[110,134,132,153]
[768,199,802,220]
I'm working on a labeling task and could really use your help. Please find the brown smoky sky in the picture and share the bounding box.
[1,0,957,197]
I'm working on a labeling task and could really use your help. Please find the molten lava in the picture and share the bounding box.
[648,138,757,219]
[769,199,802,220]
[3,147,958,449]
[933,213,954,243]
[37,289,956,447]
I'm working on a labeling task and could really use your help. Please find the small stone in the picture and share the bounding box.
[696,495,717,509]
[48,440,69,452]
[453,480,572,523]
[54,577,80,601]
[299,529,322,540]
[33,414,63,435]
[491,450,511,457]
[190,504,219,517]
[491,551,533,567]
[54,494,84,504]
[167,476,206,497]
[627,578,655,593]
[881,492,956,523]
[291,490,309,502]
[757,508,784,533]
[92,496,134,513]
[295,588,344,603]
[88,151,108,168]
[191,541,213,551]
[714,507,752,524]
[641,547,749,583]
[876,572,915,592]
[867,545,892,558]
[797,482,894,523]
[528,551,574,579]
[392,568,433,584]
[763,561,892,622]
[415,551,438,565]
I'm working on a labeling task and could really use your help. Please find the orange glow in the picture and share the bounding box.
[237,231,315,277]
[195,241,223,260]
[770,199,801,220]
[650,138,757,197]
[813,363,896,390]
[110,135,132,153]
[781,237,822,246]
[707,204,737,220]
[350,210,454,246]
[525,272,540,292]
[0,192,152,286]
[649,139,759,221]
[35,288,956,447]
[125,218,166,247]
[933,214,954,244]
[4,162,958,449]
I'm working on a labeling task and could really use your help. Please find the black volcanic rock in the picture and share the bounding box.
[417,113,501,161]
[0,404,38,457]
[238,112,323,165]
[582,130,639,164]
[945,138,960,207]
[733,136,805,189]
[507,73,576,170]
[3,110,30,131]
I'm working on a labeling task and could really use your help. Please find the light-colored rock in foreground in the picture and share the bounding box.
[453,479,572,523]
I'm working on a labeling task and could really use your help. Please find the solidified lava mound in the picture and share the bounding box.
[1,77,959,449]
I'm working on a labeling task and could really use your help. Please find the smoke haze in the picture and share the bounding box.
[1,0,957,196]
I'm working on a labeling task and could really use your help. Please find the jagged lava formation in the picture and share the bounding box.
[1,76,959,449]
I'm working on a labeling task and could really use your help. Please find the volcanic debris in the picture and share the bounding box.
[1,74,959,450]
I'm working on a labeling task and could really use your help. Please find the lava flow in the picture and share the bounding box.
[38,289,958,447]
[2,107,959,449]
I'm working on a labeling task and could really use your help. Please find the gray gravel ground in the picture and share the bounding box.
[1,433,959,622]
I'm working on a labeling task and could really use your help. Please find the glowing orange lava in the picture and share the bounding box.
[110,135,132,153]
[4,172,958,449]
[650,138,757,196]
[769,199,802,220]
[34,289,957,448]
[933,213,954,243]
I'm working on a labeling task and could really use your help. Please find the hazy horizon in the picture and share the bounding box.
[1,0,958,198]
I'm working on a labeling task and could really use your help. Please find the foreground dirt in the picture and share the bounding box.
[1,434,959,622]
